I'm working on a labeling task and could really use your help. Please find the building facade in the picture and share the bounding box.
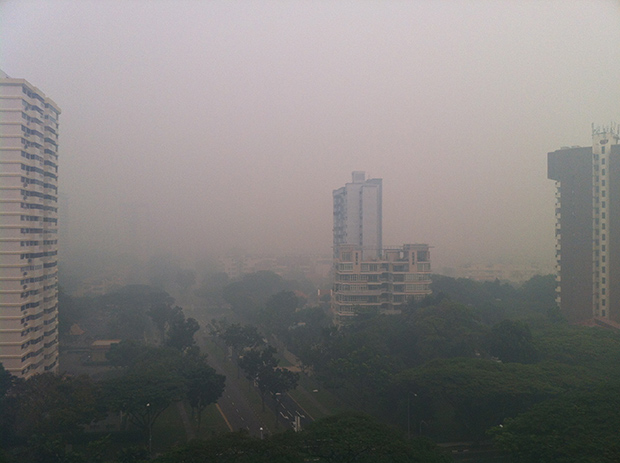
[332,243,432,320]
[548,126,620,324]
[0,70,60,377]
[333,171,382,259]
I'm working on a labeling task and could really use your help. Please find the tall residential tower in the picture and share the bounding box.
[332,172,431,320]
[548,126,620,324]
[0,70,60,377]
[333,171,382,259]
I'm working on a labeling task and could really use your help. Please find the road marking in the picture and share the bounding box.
[216,404,233,431]
[286,394,315,421]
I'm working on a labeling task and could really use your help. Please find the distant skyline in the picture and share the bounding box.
[1,1,619,270]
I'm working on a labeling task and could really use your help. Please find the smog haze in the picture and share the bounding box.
[2,0,619,270]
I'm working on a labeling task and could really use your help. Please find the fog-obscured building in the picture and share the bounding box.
[333,171,382,259]
[548,126,620,325]
[0,70,60,377]
[332,243,432,320]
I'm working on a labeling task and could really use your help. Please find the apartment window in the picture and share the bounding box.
[603,234,606,241]
[602,158,606,165]
[603,277,606,284]
[602,180,606,186]
[602,169,606,175]
[602,223,606,230]
[602,256,606,262]
[602,146,606,154]
[602,245,606,252]
[602,213,606,219]
[602,266,606,273]
[602,299,606,306]
[602,288,606,295]
[602,190,606,197]
[602,201,606,208]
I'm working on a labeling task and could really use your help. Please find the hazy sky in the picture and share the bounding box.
[2,1,619,270]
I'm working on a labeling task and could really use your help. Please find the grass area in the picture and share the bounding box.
[287,372,348,420]
[192,402,231,437]
[151,404,188,452]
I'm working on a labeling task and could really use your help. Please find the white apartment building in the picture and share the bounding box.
[333,171,382,259]
[0,70,60,377]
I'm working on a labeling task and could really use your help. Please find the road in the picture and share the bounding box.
[185,302,317,436]
[197,331,271,437]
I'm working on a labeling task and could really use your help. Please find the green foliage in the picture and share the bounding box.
[301,413,450,463]
[103,368,185,437]
[484,319,539,363]
[105,344,225,441]
[64,284,176,341]
[221,271,315,321]
[429,273,558,324]
[260,291,299,333]
[164,309,200,352]
[153,430,301,463]
[492,385,620,463]
[154,413,449,463]
[223,271,293,319]
[218,323,265,353]
[181,354,226,430]
[393,358,595,441]
[12,373,105,439]
[237,344,299,411]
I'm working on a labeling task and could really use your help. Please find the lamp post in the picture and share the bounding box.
[260,427,264,440]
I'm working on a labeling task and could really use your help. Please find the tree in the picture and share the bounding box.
[165,307,200,352]
[103,369,185,453]
[106,339,149,368]
[261,291,299,332]
[219,323,265,355]
[492,385,620,463]
[0,364,18,446]
[238,346,278,410]
[484,319,539,363]
[153,430,302,463]
[12,373,104,439]
[147,303,175,343]
[181,355,225,431]
[301,413,450,463]
[392,358,591,441]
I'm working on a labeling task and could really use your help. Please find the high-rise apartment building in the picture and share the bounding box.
[332,172,431,320]
[333,171,382,259]
[0,70,60,377]
[548,126,620,324]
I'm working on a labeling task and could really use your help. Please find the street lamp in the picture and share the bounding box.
[259,427,264,440]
